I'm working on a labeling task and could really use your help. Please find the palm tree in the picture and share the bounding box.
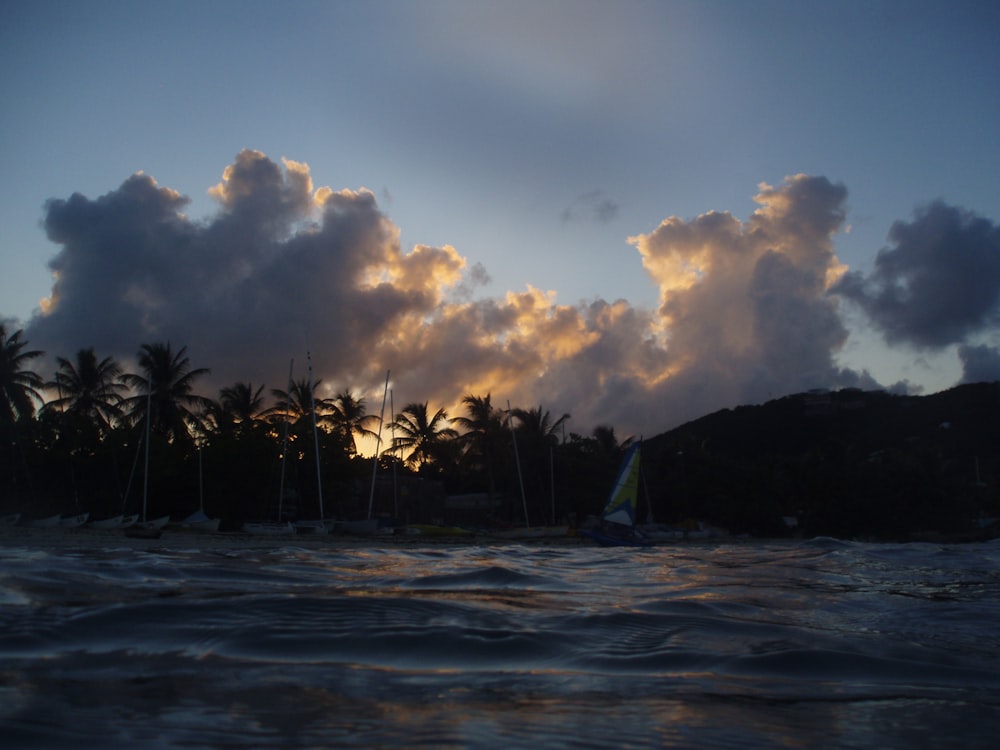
[121,342,213,443]
[208,381,267,436]
[591,424,634,457]
[511,405,570,446]
[510,405,570,522]
[0,325,44,428]
[390,402,458,472]
[453,393,504,494]
[265,377,332,434]
[329,390,379,455]
[44,348,126,436]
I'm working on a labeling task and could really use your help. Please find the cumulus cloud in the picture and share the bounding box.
[26,157,946,436]
[627,175,865,420]
[832,201,1000,348]
[30,150,465,402]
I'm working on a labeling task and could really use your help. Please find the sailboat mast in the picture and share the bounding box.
[368,370,390,520]
[307,348,324,521]
[507,400,530,528]
[390,388,398,517]
[198,444,204,513]
[278,358,293,521]
[142,372,152,523]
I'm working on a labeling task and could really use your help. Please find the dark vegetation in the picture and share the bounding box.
[2,325,998,539]
[642,384,1000,540]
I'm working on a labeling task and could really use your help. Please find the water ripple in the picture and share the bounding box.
[2,539,999,748]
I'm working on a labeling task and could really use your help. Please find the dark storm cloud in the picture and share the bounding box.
[832,201,1000,348]
[959,344,1000,384]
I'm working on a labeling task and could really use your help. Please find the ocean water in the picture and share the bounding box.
[1,534,999,749]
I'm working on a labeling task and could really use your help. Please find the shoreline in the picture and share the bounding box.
[0,524,593,551]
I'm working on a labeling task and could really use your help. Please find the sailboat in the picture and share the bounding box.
[125,372,166,539]
[181,446,220,532]
[338,370,390,536]
[294,348,331,534]
[578,443,653,547]
[244,359,296,535]
[489,402,569,540]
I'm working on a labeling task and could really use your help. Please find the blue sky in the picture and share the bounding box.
[2,0,999,438]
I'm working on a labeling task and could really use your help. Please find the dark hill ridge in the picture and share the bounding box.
[641,382,1000,540]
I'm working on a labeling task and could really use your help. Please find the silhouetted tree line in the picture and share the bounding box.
[3,325,998,538]
[0,327,632,529]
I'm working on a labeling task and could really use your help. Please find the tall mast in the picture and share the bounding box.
[307,348,324,521]
[142,371,152,523]
[507,400,529,528]
[278,358,294,521]
[368,370,390,520]
[390,388,398,517]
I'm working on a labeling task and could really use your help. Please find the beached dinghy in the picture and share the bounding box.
[243,520,296,535]
[182,509,221,532]
[58,512,90,527]
[89,514,125,529]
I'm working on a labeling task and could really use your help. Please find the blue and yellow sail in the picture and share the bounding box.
[600,443,641,527]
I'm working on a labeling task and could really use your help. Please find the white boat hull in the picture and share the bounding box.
[135,515,170,530]
[59,512,90,527]
[89,514,125,529]
[29,514,62,527]
[181,511,220,532]
[243,521,296,535]
[183,518,221,532]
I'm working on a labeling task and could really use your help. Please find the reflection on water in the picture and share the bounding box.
[1,536,999,748]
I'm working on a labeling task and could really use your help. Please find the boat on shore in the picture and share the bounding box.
[127,515,170,537]
[27,514,62,528]
[89,514,125,529]
[58,512,90,527]
[242,358,313,538]
[243,520,296,535]
[578,443,653,548]
[403,524,474,538]
[181,509,221,532]
[181,447,221,532]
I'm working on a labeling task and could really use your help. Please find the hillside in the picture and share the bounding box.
[640,382,1000,540]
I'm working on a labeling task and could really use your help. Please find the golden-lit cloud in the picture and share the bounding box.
[28,155,925,436]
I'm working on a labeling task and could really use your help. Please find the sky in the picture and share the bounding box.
[2,0,999,441]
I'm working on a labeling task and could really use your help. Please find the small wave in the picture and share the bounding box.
[3,539,1000,749]
[405,565,554,590]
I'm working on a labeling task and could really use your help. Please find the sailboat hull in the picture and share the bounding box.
[242,521,296,535]
[88,514,125,529]
[582,443,651,547]
[578,525,654,547]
